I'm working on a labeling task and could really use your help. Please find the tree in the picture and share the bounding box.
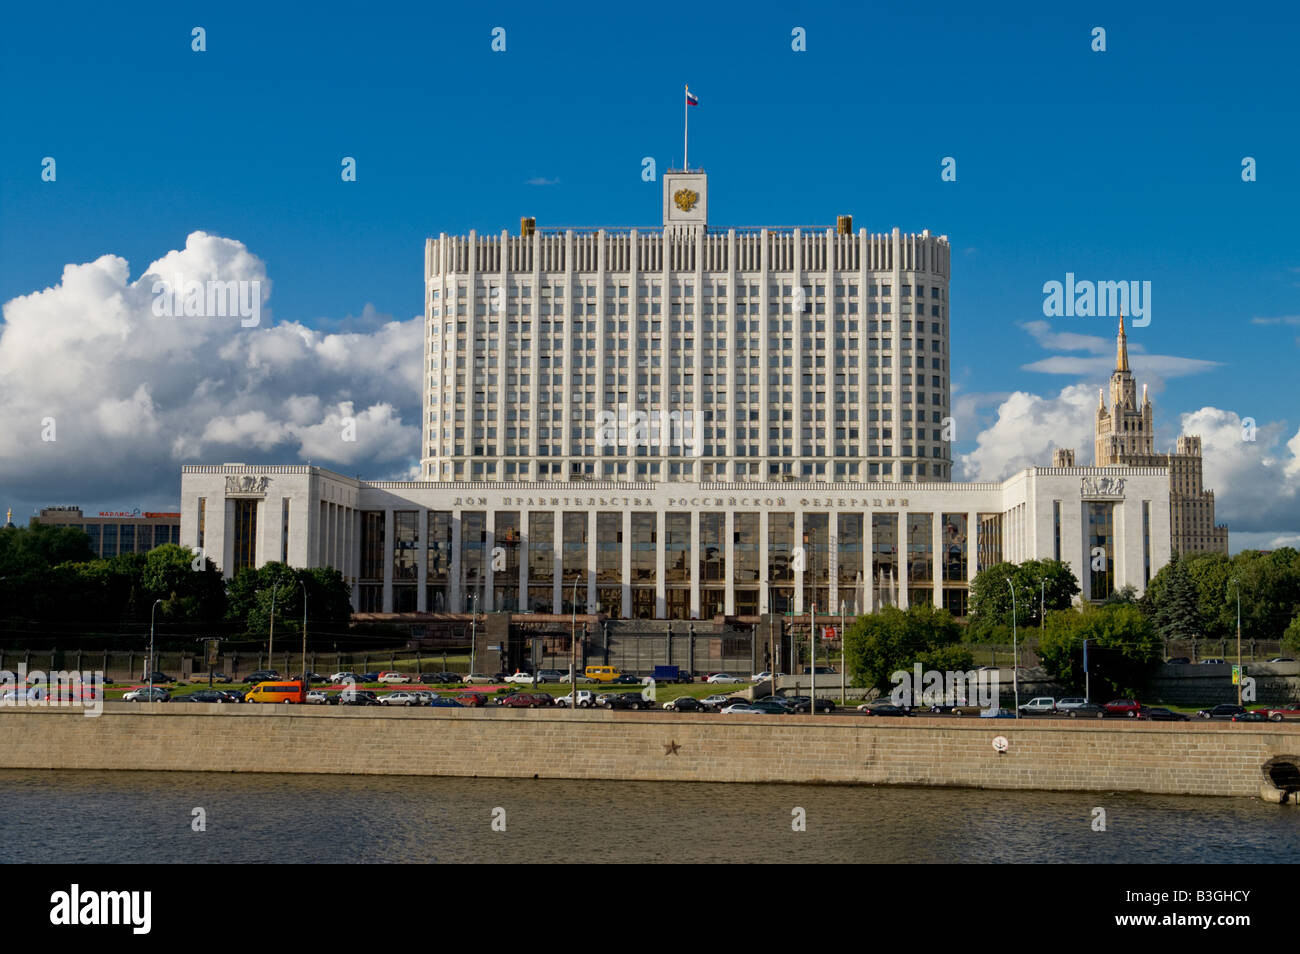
[140,544,226,624]
[967,559,1080,638]
[844,602,968,690]
[1151,553,1201,642]
[226,563,353,639]
[1037,603,1161,697]
[1284,613,1300,656]
[0,521,95,576]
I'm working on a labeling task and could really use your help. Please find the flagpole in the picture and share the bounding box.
[684,85,689,170]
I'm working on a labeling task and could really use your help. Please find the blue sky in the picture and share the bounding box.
[1,1,1298,548]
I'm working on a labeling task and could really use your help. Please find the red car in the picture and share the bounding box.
[1261,706,1300,723]
[497,692,553,708]
[457,692,489,707]
[1103,698,1142,717]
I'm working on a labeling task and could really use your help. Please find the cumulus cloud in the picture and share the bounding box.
[0,232,421,514]
[955,384,1098,482]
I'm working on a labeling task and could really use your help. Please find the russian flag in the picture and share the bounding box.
[686,87,699,106]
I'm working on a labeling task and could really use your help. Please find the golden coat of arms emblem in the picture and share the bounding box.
[673,188,699,212]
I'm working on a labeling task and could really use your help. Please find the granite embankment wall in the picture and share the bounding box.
[3,704,1299,799]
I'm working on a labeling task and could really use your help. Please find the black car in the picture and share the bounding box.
[359,673,381,682]
[785,695,835,714]
[1067,702,1108,718]
[183,689,238,704]
[143,673,177,684]
[859,703,911,717]
[747,697,794,714]
[597,692,649,710]
[243,670,280,683]
[1231,711,1267,723]
[664,696,710,712]
[1197,704,1247,720]
[1164,657,1191,665]
[800,666,837,675]
[289,672,328,685]
[338,689,381,706]
[1138,707,1188,721]
[612,674,642,685]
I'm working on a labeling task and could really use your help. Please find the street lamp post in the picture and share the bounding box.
[469,593,479,675]
[570,576,580,705]
[148,599,164,698]
[840,599,846,707]
[268,583,278,671]
[298,578,308,687]
[1232,577,1242,706]
[1005,578,1019,717]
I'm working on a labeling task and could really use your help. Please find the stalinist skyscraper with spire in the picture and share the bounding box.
[1093,316,1228,555]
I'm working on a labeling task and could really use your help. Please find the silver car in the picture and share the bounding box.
[379,691,422,706]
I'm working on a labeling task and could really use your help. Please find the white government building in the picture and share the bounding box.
[180,169,1173,618]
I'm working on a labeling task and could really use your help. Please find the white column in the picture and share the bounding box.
[417,506,429,612]
[382,509,394,613]
[793,510,804,615]
[722,510,734,617]
[655,509,666,618]
[621,510,632,618]
[691,510,702,618]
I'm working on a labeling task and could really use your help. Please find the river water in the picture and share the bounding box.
[1,770,1296,863]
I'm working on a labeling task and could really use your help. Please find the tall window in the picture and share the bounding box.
[906,513,933,608]
[427,511,452,612]
[233,500,257,575]
[1088,502,1115,600]
[872,513,898,607]
[768,512,795,615]
[527,512,554,612]
[460,511,486,612]
[837,514,863,614]
[596,513,623,617]
[494,511,520,612]
[197,497,206,552]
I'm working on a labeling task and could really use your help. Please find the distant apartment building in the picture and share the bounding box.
[1087,317,1228,555]
[34,506,181,557]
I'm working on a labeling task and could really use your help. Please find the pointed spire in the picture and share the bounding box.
[1098,387,1105,410]
[1116,311,1130,372]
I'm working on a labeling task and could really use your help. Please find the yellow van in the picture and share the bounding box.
[583,665,621,683]
[244,681,306,704]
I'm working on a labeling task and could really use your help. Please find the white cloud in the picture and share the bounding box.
[0,232,422,513]
[955,384,1097,481]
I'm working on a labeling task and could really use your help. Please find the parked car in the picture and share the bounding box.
[1137,707,1188,721]
[499,692,554,708]
[859,702,911,717]
[751,671,774,682]
[1017,696,1057,715]
[184,689,237,704]
[379,691,422,706]
[1197,703,1247,720]
[1266,657,1295,663]
[457,692,489,707]
[1262,705,1300,722]
[427,695,464,708]
[504,671,536,684]
[748,697,795,714]
[536,669,565,682]
[359,673,381,682]
[462,673,496,684]
[329,672,359,684]
[1231,711,1267,723]
[194,672,231,683]
[612,674,642,685]
[305,690,331,705]
[720,703,766,713]
[702,694,742,708]
[143,673,177,684]
[1164,657,1191,665]
[928,702,965,714]
[979,707,1016,719]
[800,666,837,675]
[338,689,380,706]
[1067,702,1108,718]
[785,695,835,714]
[662,696,710,712]
[378,672,412,684]
[1199,658,1227,665]
[555,690,595,708]
[243,670,280,683]
[706,673,744,684]
[1056,697,1090,711]
[409,690,437,705]
[1103,699,1142,717]
[596,692,648,710]
[122,686,170,702]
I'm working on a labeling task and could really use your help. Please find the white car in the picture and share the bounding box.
[751,671,774,682]
[707,673,744,684]
[377,672,411,684]
[379,691,421,706]
[504,671,536,684]
[1018,696,1057,714]
[329,672,359,684]
[555,690,595,708]
[720,703,764,714]
[462,673,496,684]
[702,694,740,708]
[305,690,330,705]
